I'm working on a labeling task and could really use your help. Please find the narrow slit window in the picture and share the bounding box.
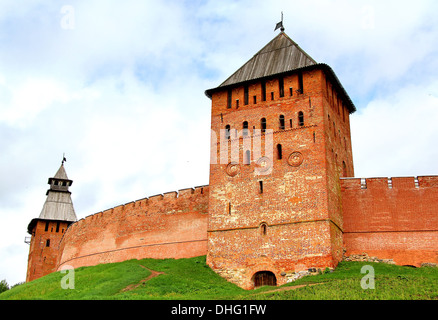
[46,239,50,247]
[227,89,232,108]
[279,77,284,98]
[290,119,293,128]
[228,202,232,215]
[259,181,264,194]
[253,95,257,104]
[298,72,304,94]
[298,112,304,126]
[261,223,267,236]
[236,99,239,108]
[277,144,283,160]
[279,115,285,130]
[271,92,274,100]
[56,222,60,233]
[261,81,267,101]
[45,221,49,232]
[261,118,267,133]
[289,87,293,96]
[244,85,249,105]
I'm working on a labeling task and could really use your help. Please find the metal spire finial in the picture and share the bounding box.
[274,12,285,32]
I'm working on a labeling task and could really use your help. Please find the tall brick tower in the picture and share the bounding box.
[26,160,77,282]
[205,30,356,289]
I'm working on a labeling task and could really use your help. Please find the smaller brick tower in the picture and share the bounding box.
[26,159,77,282]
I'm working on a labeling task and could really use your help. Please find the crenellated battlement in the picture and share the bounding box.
[56,185,210,271]
[67,185,209,233]
[341,175,438,267]
[340,176,438,191]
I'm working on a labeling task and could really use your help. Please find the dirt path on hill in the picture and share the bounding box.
[120,265,164,292]
[253,282,325,295]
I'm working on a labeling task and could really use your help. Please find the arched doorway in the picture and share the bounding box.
[253,271,277,288]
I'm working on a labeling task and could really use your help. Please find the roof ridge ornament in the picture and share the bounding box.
[274,12,285,32]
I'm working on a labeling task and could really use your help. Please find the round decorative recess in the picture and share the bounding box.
[226,163,240,177]
[256,156,272,173]
[287,152,304,167]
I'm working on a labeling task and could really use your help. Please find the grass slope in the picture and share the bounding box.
[1,256,437,300]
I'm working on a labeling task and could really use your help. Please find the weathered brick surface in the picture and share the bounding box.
[341,176,438,266]
[56,186,209,271]
[207,68,355,289]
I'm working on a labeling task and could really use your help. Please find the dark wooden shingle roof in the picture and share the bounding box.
[218,32,317,88]
[205,31,356,113]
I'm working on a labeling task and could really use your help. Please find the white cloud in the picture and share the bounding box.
[351,80,438,178]
[0,77,71,126]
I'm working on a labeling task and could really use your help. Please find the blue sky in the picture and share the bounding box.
[0,0,437,286]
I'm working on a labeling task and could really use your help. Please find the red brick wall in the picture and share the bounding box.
[56,186,209,271]
[341,176,438,266]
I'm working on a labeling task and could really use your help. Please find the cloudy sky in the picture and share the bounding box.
[1,0,437,285]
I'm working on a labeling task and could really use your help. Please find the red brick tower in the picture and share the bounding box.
[205,31,356,289]
[26,160,77,282]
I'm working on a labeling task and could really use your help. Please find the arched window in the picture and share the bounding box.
[298,112,304,126]
[279,115,285,130]
[261,118,267,133]
[243,121,249,136]
[277,144,283,160]
[244,150,251,165]
[225,125,231,140]
[260,223,267,236]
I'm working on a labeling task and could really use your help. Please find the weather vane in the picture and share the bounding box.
[62,153,67,165]
[274,12,285,32]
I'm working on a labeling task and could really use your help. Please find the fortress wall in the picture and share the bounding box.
[56,186,209,271]
[341,176,438,266]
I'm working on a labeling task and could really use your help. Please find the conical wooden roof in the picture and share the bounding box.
[27,163,77,234]
[39,163,76,221]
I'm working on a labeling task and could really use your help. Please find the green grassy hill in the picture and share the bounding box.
[1,256,437,300]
